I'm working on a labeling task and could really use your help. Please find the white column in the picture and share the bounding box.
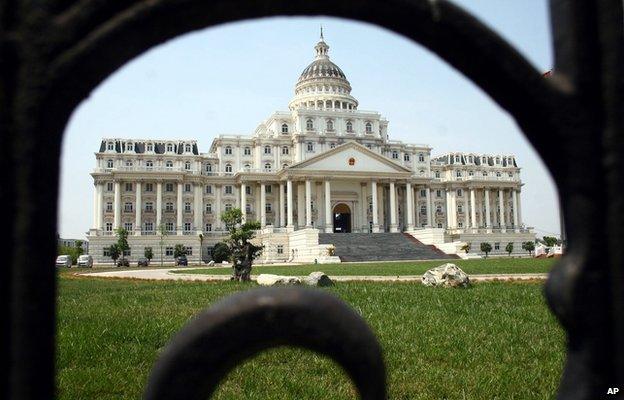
[317,182,324,228]
[360,182,368,232]
[176,182,183,235]
[297,182,305,228]
[371,181,379,232]
[114,181,121,229]
[92,182,99,229]
[485,189,491,231]
[405,183,414,230]
[499,188,506,231]
[305,180,312,228]
[512,189,519,231]
[378,184,385,231]
[470,188,477,229]
[464,190,469,230]
[194,183,202,233]
[445,189,452,228]
[324,180,332,232]
[215,184,222,231]
[156,182,162,228]
[96,183,103,229]
[135,182,142,235]
[240,183,247,224]
[426,188,432,228]
[517,189,523,226]
[287,180,294,228]
[389,182,398,232]
[279,183,286,227]
[260,183,266,228]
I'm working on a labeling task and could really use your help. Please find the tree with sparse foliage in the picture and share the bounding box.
[460,242,471,254]
[211,242,231,263]
[221,208,263,281]
[198,233,204,265]
[144,247,153,262]
[543,236,558,247]
[522,241,535,256]
[108,244,120,264]
[115,228,129,265]
[158,223,168,267]
[505,242,514,257]
[174,244,186,258]
[480,242,492,258]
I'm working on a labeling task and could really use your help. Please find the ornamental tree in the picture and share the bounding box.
[522,241,535,256]
[543,236,558,247]
[115,228,130,265]
[174,244,186,258]
[144,247,153,262]
[221,208,263,281]
[505,242,514,257]
[480,242,492,258]
[108,244,120,264]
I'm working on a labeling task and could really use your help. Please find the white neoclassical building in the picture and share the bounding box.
[88,33,534,264]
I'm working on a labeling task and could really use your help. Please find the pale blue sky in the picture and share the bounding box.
[59,0,560,239]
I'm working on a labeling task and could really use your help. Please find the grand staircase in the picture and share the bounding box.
[318,233,457,262]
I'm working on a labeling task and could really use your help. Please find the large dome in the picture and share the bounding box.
[298,58,347,82]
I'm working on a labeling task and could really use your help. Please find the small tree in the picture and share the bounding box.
[158,223,168,267]
[505,242,514,257]
[522,241,535,256]
[108,244,120,264]
[174,244,186,258]
[460,242,471,254]
[198,233,204,265]
[543,236,558,247]
[221,208,263,281]
[74,240,85,257]
[480,242,492,258]
[212,242,231,263]
[144,247,153,263]
[115,228,130,265]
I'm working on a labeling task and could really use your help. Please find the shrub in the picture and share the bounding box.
[211,242,231,263]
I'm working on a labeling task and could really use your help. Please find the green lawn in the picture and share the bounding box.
[57,275,564,399]
[173,257,555,277]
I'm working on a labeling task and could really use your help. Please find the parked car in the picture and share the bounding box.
[175,255,188,266]
[56,255,72,268]
[77,254,93,268]
[137,257,149,267]
[116,259,130,267]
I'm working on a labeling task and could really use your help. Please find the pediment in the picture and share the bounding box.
[288,142,412,174]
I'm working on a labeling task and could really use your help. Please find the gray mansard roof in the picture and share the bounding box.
[99,139,199,155]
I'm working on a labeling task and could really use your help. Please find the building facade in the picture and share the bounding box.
[88,34,534,264]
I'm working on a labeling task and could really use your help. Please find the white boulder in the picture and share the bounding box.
[207,260,215,266]
[256,274,302,286]
[303,271,333,287]
[422,263,470,288]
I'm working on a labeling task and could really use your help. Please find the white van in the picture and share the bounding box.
[77,254,93,268]
[56,255,72,268]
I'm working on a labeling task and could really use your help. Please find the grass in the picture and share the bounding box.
[57,274,564,399]
[172,257,555,277]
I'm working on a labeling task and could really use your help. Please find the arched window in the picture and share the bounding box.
[391,151,398,159]
[365,122,372,133]
[184,161,191,170]
[456,170,462,177]
[166,143,173,152]
[306,119,314,130]
[281,123,289,133]
[185,144,191,152]
[225,164,232,173]
[205,163,212,172]
[326,119,334,131]
[106,159,113,168]
[264,163,272,171]
[146,160,153,168]
[146,143,153,152]
[166,160,173,168]
[404,153,411,162]
[225,146,232,155]
[325,100,332,108]
[107,142,114,151]
[435,171,441,178]
[282,163,289,169]
[418,153,425,162]
[282,146,289,155]
[346,121,353,132]
[307,142,314,152]
[125,159,133,167]
[264,145,271,154]
[244,164,251,171]
[244,147,251,155]
[127,142,134,151]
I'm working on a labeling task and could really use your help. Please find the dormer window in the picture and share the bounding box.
[107,142,114,151]
[146,143,153,152]
[404,154,411,162]
[326,119,334,131]
[391,151,399,159]
[185,144,191,153]
[454,155,460,162]
[225,146,232,155]
[365,122,372,133]
[306,119,314,131]
[496,157,501,165]
[127,143,133,152]
[264,145,271,154]
[346,121,353,133]
[166,143,173,152]
[281,123,289,134]
[468,155,473,163]
[244,147,251,155]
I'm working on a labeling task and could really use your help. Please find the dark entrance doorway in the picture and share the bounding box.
[333,203,351,233]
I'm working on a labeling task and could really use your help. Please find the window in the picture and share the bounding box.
[206,185,212,194]
[166,247,174,256]
[165,202,174,211]
[125,183,132,192]
[245,203,252,213]
[103,248,111,257]
[392,151,399,159]
[435,171,441,178]
[167,144,173,152]
[454,155,460,162]
[107,182,113,191]
[165,183,173,192]
[482,171,488,177]
[186,246,193,255]
[205,223,212,232]
[282,163,289,169]
[281,123,289,133]
[346,121,353,132]
[469,170,474,176]
[144,222,153,232]
[264,145,271,154]
[125,159,133,167]
[105,222,113,232]
[365,122,372,133]
[245,186,252,195]
[457,204,463,213]
[146,160,153,169]
[184,183,191,192]
[436,189,442,198]
[184,202,191,212]
[146,143,153,152]
[184,161,191,170]
[369,201,373,212]
[225,146,232,155]
[106,202,113,212]
[225,203,232,212]
[496,157,501,165]
[457,189,463,196]
[124,222,133,231]
[326,119,334,131]
[244,147,251,155]
[282,146,289,155]
[106,159,114,168]
[418,153,425,162]
[307,142,314,152]
[244,164,251,171]
[107,142,114,151]
[330,142,336,149]
[458,221,464,228]
[264,163,272,171]
[421,205,427,214]
[265,185,272,194]
[306,119,314,130]
[166,160,173,168]
[184,222,191,231]
[404,153,411,162]
[277,245,284,254]
[456,170,462,177]
[437,223,443,228]
[266,203,272,213]
[420,189,426,197]
[185,144,191,152]
[165,222,174,232]
[145,183,153,192]
[145,202,153,212]
[496,171,502,177]
[508,172,513,177]
[205,203,212,214]
[366,144,372,149]
[206,163,212,173]
[225,164,232,173]
[436,205,443,213]
[494,242,501,250]
[225,185,233,195]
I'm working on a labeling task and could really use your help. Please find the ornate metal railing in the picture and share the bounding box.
[3,1,622,399]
